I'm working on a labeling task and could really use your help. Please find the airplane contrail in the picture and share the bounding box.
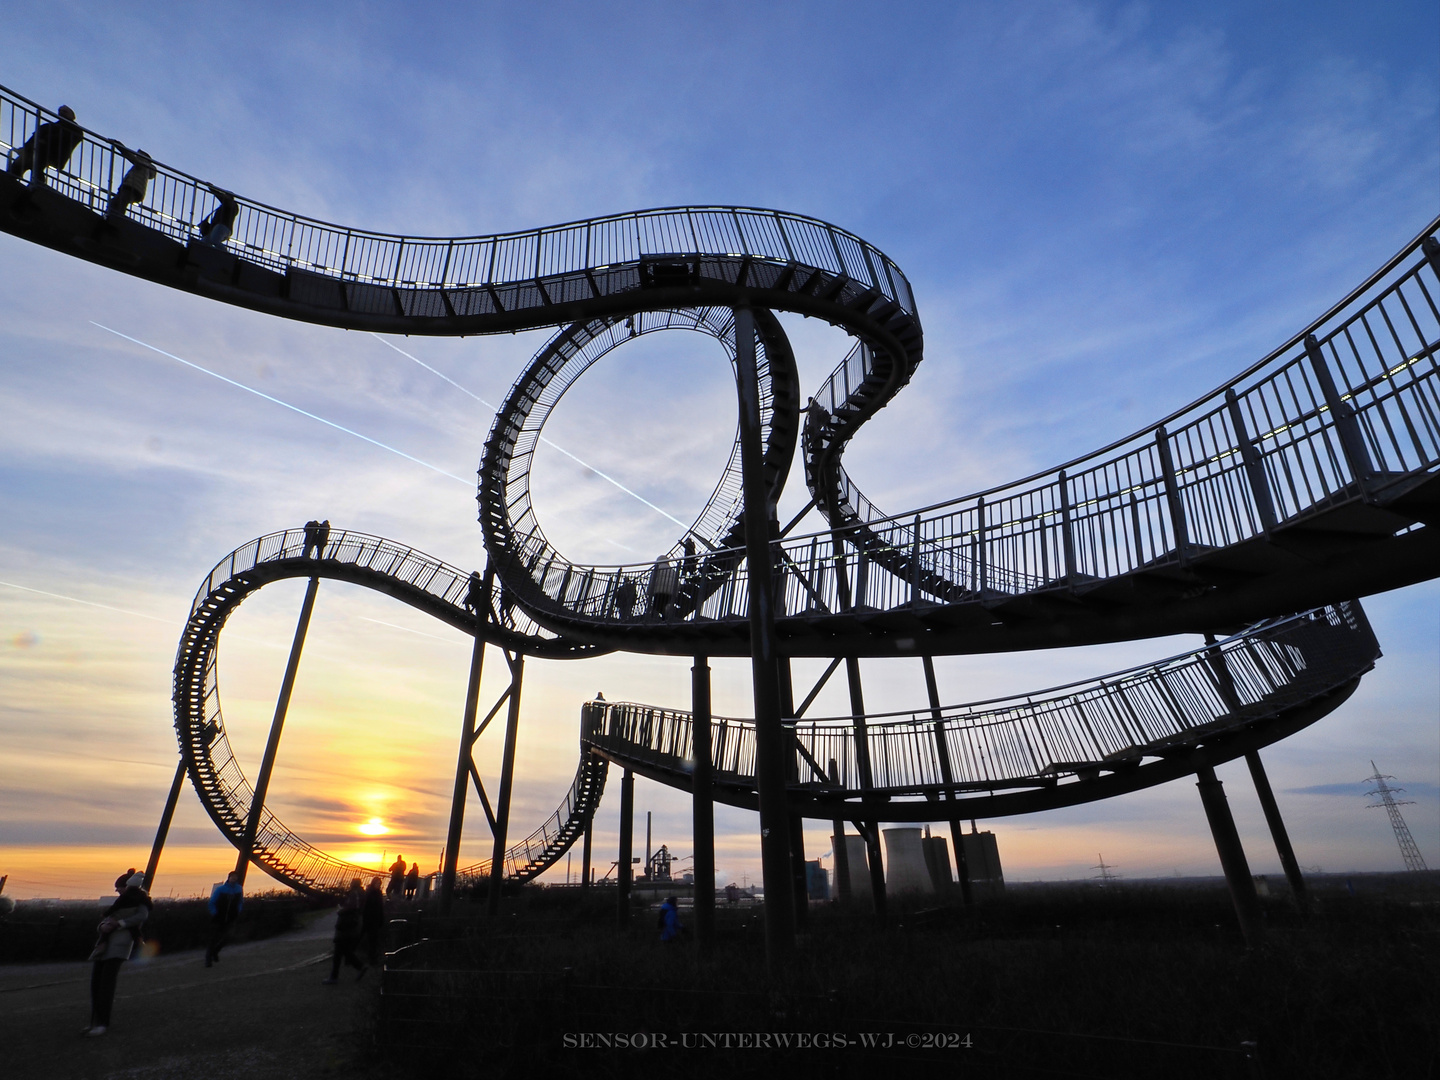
[369,333,690,530]
[91,323,472,485]
[0,579,171,623]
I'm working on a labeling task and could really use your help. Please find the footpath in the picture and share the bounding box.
[0,910,380,1080]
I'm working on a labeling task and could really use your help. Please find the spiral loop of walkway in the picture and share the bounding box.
[171,529,608,894]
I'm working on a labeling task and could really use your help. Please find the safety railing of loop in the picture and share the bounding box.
[583,604,1375,795]
[0,86,914,317]
[520,225,1440,624]
[179,526,561,654]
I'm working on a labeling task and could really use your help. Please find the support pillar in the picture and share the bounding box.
[778,659,808,927]
[844,654,885,918]
[487,652,524,915]
[828,758,851,903]
[691,656,715,949]
[618,768,635,928]
[923,655,972,906]
[143,758,188,892]
[1196,765,1264,947]
[581,814,594,898]
[235,576,319,884]
[734,305,795,963]
[1245,750,1309,909]
[441,572,490,912]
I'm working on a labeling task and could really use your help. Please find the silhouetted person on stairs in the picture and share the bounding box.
[8,105,82,188]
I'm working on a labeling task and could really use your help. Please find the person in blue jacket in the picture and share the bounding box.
[205,871,244,967]
[658,896,682,943]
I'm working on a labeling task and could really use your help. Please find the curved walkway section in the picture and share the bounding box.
[490,220,1440,656]
[582,602,1379,820]
[172,528,608,894]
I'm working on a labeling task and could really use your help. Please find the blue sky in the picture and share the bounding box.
[0,1,1436,897]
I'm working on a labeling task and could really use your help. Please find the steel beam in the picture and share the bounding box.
[1195,765,1264,947]
[734,305,795,962]
[828,758,851,903]
[923,655,972,906]
[487,652,524,915]
[441,573,490,912]
[1245,749,1309,909]
[580,811,594,896]
[618,768,635,927]
[691,656,715,949]
[235,575,318,883]
[143,758,188,892]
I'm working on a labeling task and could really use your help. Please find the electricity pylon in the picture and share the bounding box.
[1364,762,1429,872]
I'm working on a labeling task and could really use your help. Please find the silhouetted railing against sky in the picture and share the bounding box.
[585,603,1375,797]
[0,87,914,319]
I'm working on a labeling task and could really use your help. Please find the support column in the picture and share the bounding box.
[618,768,635,928]
[828,758,851,903]
[844,654,885,918]
[923,656,972,906]
[487,652,524,916]
[441,572,490,912]
[778,659,808,927]
[235,576,319,883]
[1196,765,1264,947]
[734,305,795,963]
[691,656,715,949]
[143,758,188,891]
[580,814,594,898]
[1245,750,1309,909]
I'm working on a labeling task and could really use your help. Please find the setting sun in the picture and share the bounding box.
[357,818,389,837]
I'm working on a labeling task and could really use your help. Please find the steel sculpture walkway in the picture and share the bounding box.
[3,86,1436,903]
[581,603,1377,819]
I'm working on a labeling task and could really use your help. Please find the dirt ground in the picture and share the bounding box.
[0,910,380,1080]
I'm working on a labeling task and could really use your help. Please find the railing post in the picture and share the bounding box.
[691,655,715,950]
[235,576,319,883]
[923,656,972,907]
[1155,426,1190,563]
[1224,389,1278,535]
[1058,470,1077,581]
[1305,333,1376,490]
[976,497,988,593]
[487,652,524,916]
[733,306,795,964]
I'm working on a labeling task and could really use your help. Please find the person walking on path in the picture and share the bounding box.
[104,144,155,221]
[8,105,83,187]
[658,895,682,943]
[323,879,367,984]
[361,877,386,966]
[204,870,243,968]
[403,862,419,901]
[84,870,152,1036]
[387,856,407,899]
